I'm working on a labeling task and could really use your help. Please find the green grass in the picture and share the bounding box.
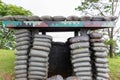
[0,49,120,80]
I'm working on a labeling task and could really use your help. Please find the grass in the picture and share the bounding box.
[0,49,120,80]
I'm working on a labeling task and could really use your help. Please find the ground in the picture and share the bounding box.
[0,49,120,80]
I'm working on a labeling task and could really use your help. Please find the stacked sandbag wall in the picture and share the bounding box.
[89,32,109,80]
[15,29,31,80]
[69,36,92,80]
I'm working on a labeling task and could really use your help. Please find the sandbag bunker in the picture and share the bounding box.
[1,15,117,80]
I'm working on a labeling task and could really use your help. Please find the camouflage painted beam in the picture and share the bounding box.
[2,21,115,28]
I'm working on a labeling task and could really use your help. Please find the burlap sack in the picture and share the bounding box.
[28,75,46,79]
[33,41,51,48]
[72,57,90,63]
[29,57,48,62]
[34,34,52,40]
[15,78,27,80]
[15,70,27,74]
[15,65,27,70]
[15,29,30,35]
[32,46,50,52]
[29,71,46,76]
[29,67,47,72]
[74,67,91,72]
[96,76,108,80]
[34,38,51,43]
[30,49,49,57]
[40,15,53,21]
[92,16,104,21]
[72,53,90,59]
[47,75,63,80]
[95,58,108,63]
[14,16,27,21]
[89,32,102,39]
[90,39,103,42]
[0,16,14,20]
[15,33,31,39]
[15,56,28,60]
[16,37,30,42]
[69,36,89,43]
[27,16,40,21]
[53,16,66,21]
[97,73,109,79]
[95,52,107,57]
[91,43,105,47]
[91,47,106,52]
[66,16,79,21]
[15,60,27,65]
[80,16,91,21]
[97,68,109,73]
[76,72,92,76]
[96,63,108,68]
[66,76,92,80]
[73,62,91,67]
[29,62,47,67]
[16,41,30,47]
[70,42,89,49]
[78,76,92,80]
[15,74,27,78]
[15,50,28,55]
[71,48,89,54]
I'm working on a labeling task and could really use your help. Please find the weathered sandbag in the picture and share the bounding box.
[16,45,30,50]
[71,48,89,54]
[95,52,107,57]
[40,16,53,21]
[95,63,108,68]
[27,16,40,21]
[89,32,102,39]
[15,56,28,60]
[34,38,51,43]
[16,37,30,42]
[97,68,109,73]
[76,72,92,76]
[30,49,49,57]
[15,65,27,70]
[15,29,30,35]
[97,73,109,79]
[78,76,92,80]
[15,60,27,65]
[32,46,50,52]
[16,41,30,47]
[28,75,46,79]
[15,78,27,80]
[33,41,51,47]
[66,76,92,80]
[72,57,90,63]
[95,58,108,63]
[0,16,14,20]
[15,50,28,55]
[90,39,103,42]
[15,70,27,74]
[15,33,31,39]
[15,74,27,78]
[34,34,52,40]
[74,67,91,72]
[47,75,64,80]
[66,16,79,21]
[29,71,46,76]
[29,67,47,72]
[70,42,89,49]
[72,53,90,58]
[29,62,47,67]
[104,16,112,21]
[14,16,27,21]
[91,42,105,47]
[29,57,48,62]
[80,16,91,21]
[53,16,66,21]
[91,47,106,52]
[96,76,108,80]
[92,16,104,21]
[69,36,89,43]
[73,62,91,67]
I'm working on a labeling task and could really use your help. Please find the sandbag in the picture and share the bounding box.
[15,78,27,80]
[72,57,90,63]
[91,47,106,52]
[71,48,89,54]
[29,57,48,62]
[16,45,30,50]
[47,75,63,80]
[66,16,79,21]
[15,70,27,74]
[95,52,107,57]
[0,16,14,20]
[15,50,28,55]
[70,42,89,49]
[15,74,27,78]
[34,38,51,43]
[66,76,92,80]
[91,42,105,47]
[89,32,102,39]
[53,16,66,21]
[40,16,53,21]
[76,72,92,76]
[29,67,47,72]
[97,73,109,79]
[34,34,52,40]
[97,68,109,73]
[15,56,28,60]
[72,53,90,59]
[27,16,40,21]
[16,37,30,42]
[95,63,108,68]
[15,33,31,39]
[15,60,27,65]
[69,36,89,43]
[33,41,51,47]
[16,41,30,47]
[29,71,46,76]
[92,16,104,21]
[14,16,27,21]
[96,76,108,80]
[90,39,103,42]
[73,62,91,67]
[29,62,48,67]
[74,67,91,72]
[95,58,108,63]
[80,16,91,21]
[28,75,46,79]
[15,65,27,70]
[30,49,49,57]
[32,46,50,52]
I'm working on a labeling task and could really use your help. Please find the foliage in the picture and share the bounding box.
[0,0,32,49]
